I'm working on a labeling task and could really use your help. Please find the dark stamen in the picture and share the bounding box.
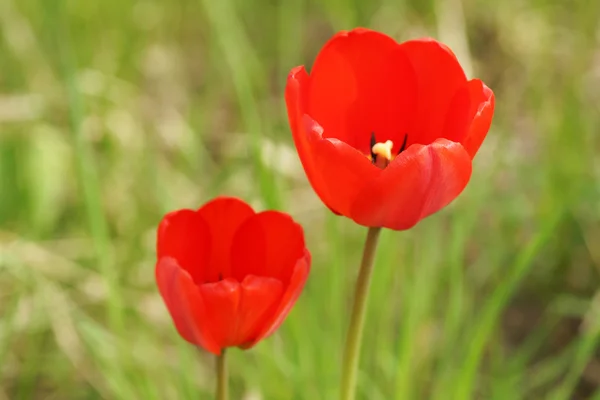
[370,132,377,164]
[218,272,223,281]
[397,133,408,155]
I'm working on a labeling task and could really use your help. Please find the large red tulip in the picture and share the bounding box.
[285,28,495,230]
[155,197,310,355]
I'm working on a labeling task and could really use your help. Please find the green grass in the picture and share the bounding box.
[1,0,600,398]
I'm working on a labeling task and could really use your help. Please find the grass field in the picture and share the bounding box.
[1,0,600,398]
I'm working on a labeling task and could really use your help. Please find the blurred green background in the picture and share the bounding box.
[1,0,600,398]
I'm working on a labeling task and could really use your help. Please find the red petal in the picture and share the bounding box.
[461,83,495,158]
[350,139,472,230]
[156,210,211,285]
[198,278,241,349]
[286,66,334,209]
[246,251,311,347]
[155,258,194,342]
[440,79,482,143]
[230,210,306,285]
[399,39,467,145]
[234,275,284,347]
[307,28,418,153]
[155,257,221,354]
[304,116,379,217]
[196,197,255,282]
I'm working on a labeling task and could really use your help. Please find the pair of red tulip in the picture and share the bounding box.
[156,29,494,356]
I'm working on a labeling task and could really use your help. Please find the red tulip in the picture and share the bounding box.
[155,197,310,355]
[285,28,495,230]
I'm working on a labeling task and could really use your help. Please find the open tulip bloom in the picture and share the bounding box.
[286,28,495,231]
[156,197,310,353]
[285,28,495,400]
[155,197,310,398]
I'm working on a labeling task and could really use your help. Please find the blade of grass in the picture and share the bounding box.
[453,211,564,399]
[0,288,20,373]
[39,0,132,395]
[198,0,280,209]
[525,342,577,394]
[15,332,49,400]
[394,222,445,399]
[40,0,122,332]
[548,291,600,400]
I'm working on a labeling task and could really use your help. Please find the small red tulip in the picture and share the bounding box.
[155,197,310,355]
[285,28,495,230]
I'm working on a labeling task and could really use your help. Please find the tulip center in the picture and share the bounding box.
[369,133,408,169]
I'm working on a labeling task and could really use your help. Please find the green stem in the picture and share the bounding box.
[216,349,228,400]
[340,227,382,400]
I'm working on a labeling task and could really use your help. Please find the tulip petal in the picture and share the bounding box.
[198,278,241,349]
[461,83,495,159]
[156,210,212,285]
[246,251,311,347]
[231,210,306,285]
[440,79,477,143]
[155,257,194,342]
[304,115,379,217]
[307,28,418,153]
[286,66,335,209]
[399,39,467,146]
[196,197,255,282]
[155,257,221,354]
[350,139,472,230]
[235,275,284,347]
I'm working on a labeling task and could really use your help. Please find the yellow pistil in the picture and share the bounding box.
[371,140,394,169]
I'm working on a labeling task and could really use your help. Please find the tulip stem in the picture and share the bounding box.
[216,349,228,400]
[340,227,382,400]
